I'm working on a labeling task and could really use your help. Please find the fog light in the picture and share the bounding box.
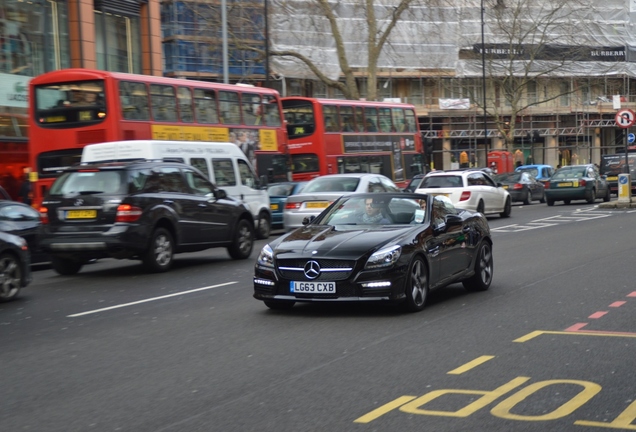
[254,278,275,286]
[361,281,392,288]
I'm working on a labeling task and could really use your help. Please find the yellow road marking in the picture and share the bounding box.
[353,396,417,423]
[447,355,495,375]
[514,330,636,343]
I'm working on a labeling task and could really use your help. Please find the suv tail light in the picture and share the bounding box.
[39,207,49,224]
[116,204,142,223]
[459,191,471,201]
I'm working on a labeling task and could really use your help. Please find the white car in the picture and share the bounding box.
[282,173,401,231]
[415,169,511,217]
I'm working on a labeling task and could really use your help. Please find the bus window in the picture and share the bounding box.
[178,87,194,123]
[34,80,106,128]
[194,89,218,124]
[378,107,393,132]
[392,108,406,132]
[323,105,338,132]
[291,154,319,173]
[36,149,82,178]
[404,109,417,132]
[364,107,378,132]
[190,157,209,177]
[219,91,241,124]
[263,95,282,126]
[150,84,178,122]
[119,81,149,120]
[340,106,355,132]
[212,158,237,187]
[354,107,364,132]
[242,93,262,125]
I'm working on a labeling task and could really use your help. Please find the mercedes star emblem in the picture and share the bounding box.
[303,260,321,280]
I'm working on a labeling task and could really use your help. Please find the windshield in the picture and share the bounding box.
[517,167,538,177]
[303,176,360,193]
[317,195,425,226]
[49,170,128,196]
[418,175,463,188]
[494,172,522,182]
[35,80,107,128]
[552,167,586,179]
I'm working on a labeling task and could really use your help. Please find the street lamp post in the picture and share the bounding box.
[481,0,489,155]
[264,0,270,88]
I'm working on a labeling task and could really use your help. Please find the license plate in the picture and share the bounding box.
[502,185,509,189]
[306,201,329,209]
[607,176,618,181]
[557,182,574,187]
[290,281,336,293]
[66,210,97,219]
[430,193,449,197]
[270,203,279,210]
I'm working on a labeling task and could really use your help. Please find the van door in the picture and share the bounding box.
[236,158,270,223]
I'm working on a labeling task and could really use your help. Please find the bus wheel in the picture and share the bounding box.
[256,212,271,240]
[51,256,83,276]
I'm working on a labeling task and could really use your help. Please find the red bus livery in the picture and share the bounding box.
[28,68,287,206]
[280,97,425,187]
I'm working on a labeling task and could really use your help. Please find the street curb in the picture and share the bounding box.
[598,198,636,209]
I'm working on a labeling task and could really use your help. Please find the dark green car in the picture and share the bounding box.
[544,164,611,206]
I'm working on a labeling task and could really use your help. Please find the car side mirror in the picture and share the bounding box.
[215,189,228,200]
[302,215,315,226]
[445,214,463,226]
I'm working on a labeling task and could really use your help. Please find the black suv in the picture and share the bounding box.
[39,161,255,275]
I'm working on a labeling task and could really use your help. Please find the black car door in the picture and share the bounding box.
[431,196,469,278]
[182,168,233,244]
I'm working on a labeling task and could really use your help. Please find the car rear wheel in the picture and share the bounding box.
[51,256,83,276]
[540,191,546,204]
[603,187,611,202]
[500,197,511,218]
[546,198,554,206]
[255,211,271,240]
[523,190,531,205]
[403,256,428,312]
[564,199,571,205]
[264,300,295,310]
[0,253,22,302]
[586,188,596,204]
[143,228,174,273]
[463,241,493,292]
[228,219,254,259]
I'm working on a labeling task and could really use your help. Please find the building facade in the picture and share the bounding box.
[0,0,162,201]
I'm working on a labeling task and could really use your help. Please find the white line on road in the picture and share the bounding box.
[67,281,238,317]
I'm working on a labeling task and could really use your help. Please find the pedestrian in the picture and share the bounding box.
[514,149,524,168]
[459,151,469,168]
[18,172,32,205]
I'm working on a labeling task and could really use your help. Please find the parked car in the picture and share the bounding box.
[267,181,308,229]
[544,164,611,206]
[283,173,401,232]
[0,200,48,264]
[415,169,511,217]
[515,164,555,183]
[0,231,32,302]
[39,160,255,275]
[493,171,546,204]
[254,193,493,312]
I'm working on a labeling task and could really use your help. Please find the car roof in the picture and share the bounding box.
[65,160,194,171]
[516,164,552,169]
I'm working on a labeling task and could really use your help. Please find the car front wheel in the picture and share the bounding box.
[228,219,254,259]
[143,228,174,272]
[0,253,22,302]
[403,256,428,312]
[462,241,493,292]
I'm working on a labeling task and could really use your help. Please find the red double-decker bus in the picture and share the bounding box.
[28,68,288,206]
[280,97,425,187]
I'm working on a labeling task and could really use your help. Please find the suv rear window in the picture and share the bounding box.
[419,175,463,188]
[49,170,128,195]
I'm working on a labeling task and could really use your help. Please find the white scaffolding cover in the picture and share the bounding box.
[268,0,636,80]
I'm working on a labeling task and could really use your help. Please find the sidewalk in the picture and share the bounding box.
[598,197,636,209]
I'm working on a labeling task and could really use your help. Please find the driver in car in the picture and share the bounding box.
[360,198,391,224]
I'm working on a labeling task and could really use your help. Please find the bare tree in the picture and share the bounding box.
[457,0,614,150]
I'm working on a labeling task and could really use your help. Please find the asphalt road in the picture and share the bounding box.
[2,200,636,432]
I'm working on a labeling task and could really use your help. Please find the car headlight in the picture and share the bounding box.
[365,245,401,269]
[257,244,274,268]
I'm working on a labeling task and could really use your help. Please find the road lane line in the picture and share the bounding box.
[447,355,495,374]
[589,311,608,319]
[67,282,238,317]
[353,396,417,423]
[514,330,636,343]
[628,291,636,297]
[610,301,626,307]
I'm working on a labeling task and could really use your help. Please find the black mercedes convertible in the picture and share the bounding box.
[253,193,493,312]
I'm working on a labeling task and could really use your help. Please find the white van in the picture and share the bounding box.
[81,140,272,239]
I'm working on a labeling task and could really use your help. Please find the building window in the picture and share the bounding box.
[527,81,537,105]
[95,11,141,74]
[560,81,570,106]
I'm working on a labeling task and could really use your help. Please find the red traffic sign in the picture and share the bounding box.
[615,109,636,128]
